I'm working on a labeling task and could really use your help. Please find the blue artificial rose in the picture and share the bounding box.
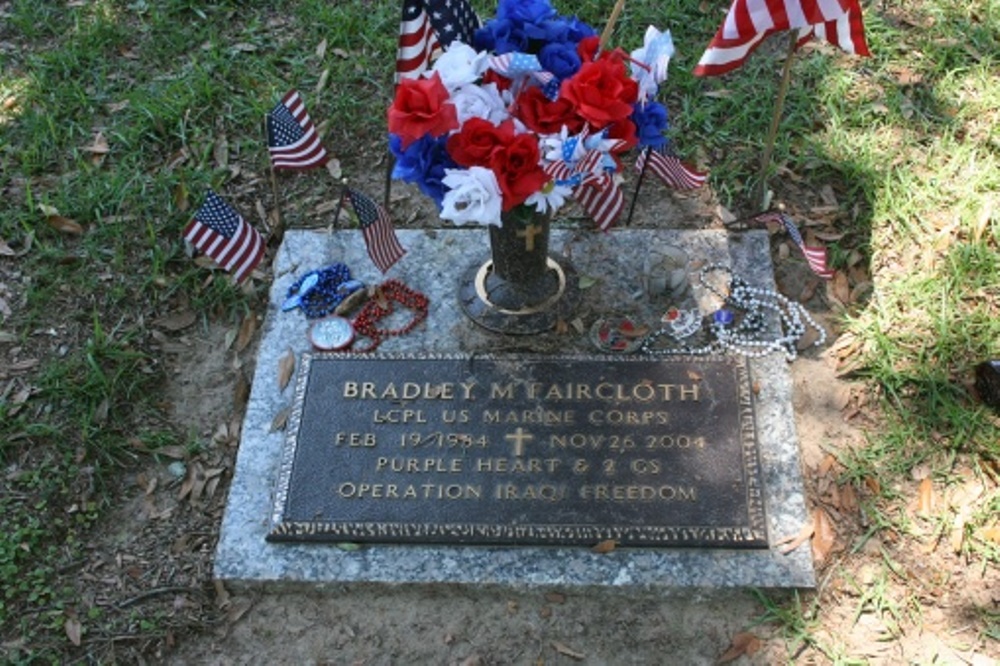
[630,101,670,149]
[538,42,581,81]
[524,17,570,43]
[561,16,597,43]
[390,134,457,209]
[474,18,528,54]
[496,0,556,26]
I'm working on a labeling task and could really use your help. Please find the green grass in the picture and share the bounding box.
[1,0,999,660]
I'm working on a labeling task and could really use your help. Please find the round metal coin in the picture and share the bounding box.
[308,316,354,351]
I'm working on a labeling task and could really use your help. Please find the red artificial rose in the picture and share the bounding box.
[576,35,601,63]
[559,58,638,130]
[516,86,584,135]
[387,73,459,148]
[489,133,549,211]
[447,118,515,168]
[481,68,513,93]
[606,118,638,153]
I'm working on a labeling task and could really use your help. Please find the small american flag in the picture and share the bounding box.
[753,211,834,279]
[694,0,869,77]
[345,188,406,273]
[266,90,329,170]
[183,191,265,283]
[635,146,708,190]
[396,0,480,82]
[576,174,624,231]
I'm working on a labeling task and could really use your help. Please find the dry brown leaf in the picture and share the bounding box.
[551,641,585,660]
[64,616,82,646]
[840,482,859,514]
[174,182,189,212]
[214,579,231,610]
[830,271,850,305]
[278,349,296,391]
[234,314,257,352]
[717,631,761,663]
[812,507,836,563]
[316,68,330,93]
[0,237,14,256]
[84,132,109,153]
[977,526,1000,545]
[233,373,251,409]
[213,134,229,168]
[45,213,84,236]
[951,514,967,554]
[864,476,881,495]
[83,132,110,166]
[152,445,187,460]
[973,196,995,243]
[817,453,837,477]
[315,38,328,58]
[227,597,253,624]
[777,520,814,554]
[270,406,291,432]
[179,462,205,501]
[591,539,617,554]
[153,310,196,331]
[917,477,936,516]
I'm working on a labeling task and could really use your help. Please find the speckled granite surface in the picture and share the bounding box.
[214,228,815,591]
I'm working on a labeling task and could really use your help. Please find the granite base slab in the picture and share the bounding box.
[214,227,815,591]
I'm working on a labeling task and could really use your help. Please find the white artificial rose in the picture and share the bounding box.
[440,167,504,227]
[431,42,490,91]
[452,83,509,125]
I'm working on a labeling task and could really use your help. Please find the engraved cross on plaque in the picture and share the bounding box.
[516,223,542,252]
[505,427,534,456]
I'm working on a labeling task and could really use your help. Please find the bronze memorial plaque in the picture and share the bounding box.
[268,354,767,548]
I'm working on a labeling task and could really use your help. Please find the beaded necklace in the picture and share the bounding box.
[350,280,429,353]
[641,264,826,361]
[283,263,363,320]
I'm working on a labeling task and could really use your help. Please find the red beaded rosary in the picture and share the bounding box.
[349,280,429,353]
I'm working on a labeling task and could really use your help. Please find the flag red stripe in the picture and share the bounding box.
[636,150,707,190]
[695,0,869,77]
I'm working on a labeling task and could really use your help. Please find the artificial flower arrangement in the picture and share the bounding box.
[387,0,675,231]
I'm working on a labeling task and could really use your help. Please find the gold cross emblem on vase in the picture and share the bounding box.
[516,222,542,252]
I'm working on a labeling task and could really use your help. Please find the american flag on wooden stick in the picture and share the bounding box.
[345,188,406,273]
[183,191,265,283]
[266,90,329,170]
[753,211,834,279]
[396,0,480,82]
[635,146,708,190]
[694,0,870,77]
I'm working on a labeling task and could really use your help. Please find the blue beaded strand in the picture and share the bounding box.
[283,263,362,320]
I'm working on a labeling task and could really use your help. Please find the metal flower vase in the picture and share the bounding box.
[459,206,579,334]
